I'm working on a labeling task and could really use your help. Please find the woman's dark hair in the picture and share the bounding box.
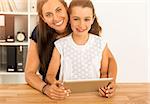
[68,0,102,36]
[36,0,71,75]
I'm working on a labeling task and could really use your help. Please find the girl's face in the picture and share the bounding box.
[42,0,68,33]
[70,6,94,36]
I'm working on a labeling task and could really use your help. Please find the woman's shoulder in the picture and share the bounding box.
[30,26,38,42]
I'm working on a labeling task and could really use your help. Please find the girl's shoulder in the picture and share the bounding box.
[90,33,103,40]
[90,33,107,46]
[55,34,72,44]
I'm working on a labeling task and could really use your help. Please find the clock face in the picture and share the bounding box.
[17,33,25,42]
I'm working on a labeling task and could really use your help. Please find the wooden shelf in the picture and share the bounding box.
[30,12,38,16]
[0,72,24,75]
[0,42,28,46]
[0,12,28,15]
[0,0,38,83]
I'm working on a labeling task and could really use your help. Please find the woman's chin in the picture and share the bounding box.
[55,26,67,34]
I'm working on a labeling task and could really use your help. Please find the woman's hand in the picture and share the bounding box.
[43,81,69,100]
[98,81,116,98]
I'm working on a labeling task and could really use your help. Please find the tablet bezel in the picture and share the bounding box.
[63,78,113,93]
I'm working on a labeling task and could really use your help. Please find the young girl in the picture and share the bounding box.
[46,0,117,97]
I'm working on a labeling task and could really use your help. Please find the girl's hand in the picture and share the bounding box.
[98,81,116,98]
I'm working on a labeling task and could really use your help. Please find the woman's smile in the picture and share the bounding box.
[54,19,64,26]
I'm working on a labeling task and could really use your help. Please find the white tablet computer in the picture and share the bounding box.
[63,78,113,93]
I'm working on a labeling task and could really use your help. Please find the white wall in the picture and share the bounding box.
[147,0,150,82]
[66,0,149,82]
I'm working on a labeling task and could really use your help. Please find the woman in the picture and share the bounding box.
[25,0,117,100]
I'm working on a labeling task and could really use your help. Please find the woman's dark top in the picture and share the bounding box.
[30,26,60,80]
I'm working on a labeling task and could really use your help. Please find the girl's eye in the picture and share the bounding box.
[85,18,90,21]
[74,18,79,21]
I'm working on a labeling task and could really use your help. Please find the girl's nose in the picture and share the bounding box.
[79,21,86,29]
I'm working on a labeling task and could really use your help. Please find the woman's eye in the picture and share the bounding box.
[57,8,62,12]
[45,13,53,17]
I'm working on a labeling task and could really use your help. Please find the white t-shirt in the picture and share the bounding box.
[54,33,106,80]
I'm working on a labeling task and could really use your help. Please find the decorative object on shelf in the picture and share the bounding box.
[6,35,14,42]
[16,32,26,42]
[30,0,37,12]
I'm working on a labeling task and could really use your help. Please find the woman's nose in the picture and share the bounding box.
[53,13,60,21]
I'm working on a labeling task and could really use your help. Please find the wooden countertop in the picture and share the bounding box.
[0,83,150,104]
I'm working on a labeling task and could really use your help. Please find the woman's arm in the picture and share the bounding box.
[25,40,67,99]
[46,47,61,84]
[25,40,47,92]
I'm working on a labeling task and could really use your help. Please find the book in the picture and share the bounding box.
[1,0,11,12]
[0,46,7,70]
[7,46,16,72]
[0,26,6,42]
[8,0,17,12]
[16,46,23,72]
[5,15,15,42]
[0,1,3,11]
[0,15,6,42]
[23,46,27,70]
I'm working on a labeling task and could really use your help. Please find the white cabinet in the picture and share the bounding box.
[0,0,38,83]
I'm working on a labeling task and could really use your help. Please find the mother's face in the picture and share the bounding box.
[42,0,68,33]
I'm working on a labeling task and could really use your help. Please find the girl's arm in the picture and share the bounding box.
[107,47,117,81]
[100,45,109,78]
[99,44,117,98]
[100,45,117,81]
[46,47,61,84]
